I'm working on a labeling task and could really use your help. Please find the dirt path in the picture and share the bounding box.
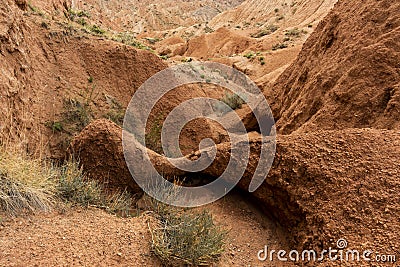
[0,191,291,266]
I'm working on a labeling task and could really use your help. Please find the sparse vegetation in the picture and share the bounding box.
[272,42,288,51]
[62,97,94,132]
[259,56,266,65]
[0,149,56,216]
[145,115,164,154]
[0,147,135,217]
[45,121,63,133]
[181,57,193,63]
[111,32,154,52]
[103,96,125,127]
[204,26,214,33]
[90,24,106,35]
[28,3,45,16]
[147,182,226,266]
[251,24,279,38]
[57,159,134,216]
[41,21,49,29]
[61,83,97,133]
[57,160,102,208]
[220,91,246,110]
[243,51,255,59]
[67,8,90,21]
[144,37,160,44]
[285,28,301,37]
[76,17,87,26]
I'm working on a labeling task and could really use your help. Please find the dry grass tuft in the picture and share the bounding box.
[0,149,57,215]
[57,159,135,217]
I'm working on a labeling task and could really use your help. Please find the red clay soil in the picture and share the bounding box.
[267,0,400,134]
[0,0,167,158]
[70,119,400,266]
[0,192,293,267]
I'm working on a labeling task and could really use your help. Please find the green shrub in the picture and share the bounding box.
[57,160,102,207]
[243,51,255,59]
[251,25,279,38]
[45,121,63,132]
[272,42,288,50]
[57,159,134,216]
[285,28,301,37]
[90,25,106,35]
[145,115,163,154]
[220,91,246,110]
[111,32,154,51]
[147,182,226,266]
[67,8,90,21]
[104,97,125,127]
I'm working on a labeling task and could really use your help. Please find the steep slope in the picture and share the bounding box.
[30,0,245,34]
[0,0,167,158]
[209,0,337,33]
[267,0,400,134]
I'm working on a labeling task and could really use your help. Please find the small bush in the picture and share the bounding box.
[45,121,63,132]
[57,160,102,207]
[151,210,226,266]
[272,42,288,51]
[251,25,278,38]
[145,115,163,154]
[181,57,193,63]
[62,98,93,131]
[41,21,49,29]
[28,4,44,16]
[243,51,255,59]
[67,8,90,21]
[103,95,125,126]
[204,26,214,33]
[220,91,246,110]
[147,181,226,266]
[90,25,106,35]
[57,160,134,216]
[111,32,154,51]
[62,84,97,132]
[285,28,301,37]
[76,18,87,26]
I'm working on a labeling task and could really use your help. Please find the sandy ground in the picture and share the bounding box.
[0,191,293,267]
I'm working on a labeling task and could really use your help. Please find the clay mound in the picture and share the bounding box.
[268,0,400,134]
[68,119,135,192]
[184,27,255,59]
[156,36,187,57]
[71,119,400,258]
